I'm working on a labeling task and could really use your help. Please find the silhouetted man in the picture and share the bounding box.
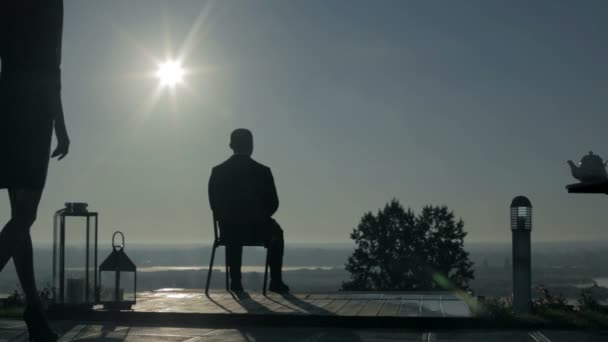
[208,129,290,293]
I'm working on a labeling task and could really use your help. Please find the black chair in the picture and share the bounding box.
[205,214,270,295]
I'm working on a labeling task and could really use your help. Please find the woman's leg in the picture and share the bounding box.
[13,232,41,307]
[0,188,44,308]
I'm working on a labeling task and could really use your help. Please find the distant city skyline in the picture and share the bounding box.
[1,0,607,245]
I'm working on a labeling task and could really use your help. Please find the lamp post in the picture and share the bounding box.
[98,231,137,310]
[52,203,98,309]
[510,196,532,313]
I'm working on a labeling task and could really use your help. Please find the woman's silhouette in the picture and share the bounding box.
[0,1,70,341]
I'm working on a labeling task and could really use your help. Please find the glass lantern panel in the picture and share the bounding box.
[99,271,136,303]
[54,216,96,304]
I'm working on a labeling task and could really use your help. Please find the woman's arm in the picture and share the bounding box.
[55,0,63,66]
[51,0,70,160]
[52,97,69,160]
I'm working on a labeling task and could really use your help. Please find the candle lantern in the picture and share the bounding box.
[510,196,532,313]
[52,203,98,309]
[98,231,137,310]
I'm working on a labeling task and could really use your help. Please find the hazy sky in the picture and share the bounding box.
[2,0,607,245]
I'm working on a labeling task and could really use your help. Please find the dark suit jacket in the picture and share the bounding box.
[208,154,279,243]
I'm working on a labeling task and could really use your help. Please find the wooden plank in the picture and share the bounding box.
[305,293,331,299]
[237,298,285,314]
[345,293,384,300]
[401,294,423,300]
[307,298,333,308]
[286,298,332,315]
[289,293,312,300]
[245,292,266,299]
[265,295,328,314]
[439,293,460,301]
[357,300,385,317]
[199,297,236,313]
[325,293,350,300]
[420,299,443,317]
[128,290,474,318]
[304,299,334,315]
[441,300,472,317]
[261,297,305,314]
[377,300,401,317]
[188,302,228,314]
[380,293,403,300]
[397,300,420,317]
[322,299,349,314]
[213,296,248,313]
[336,300,367,316]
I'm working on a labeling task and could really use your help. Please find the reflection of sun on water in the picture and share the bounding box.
[156,60,185,88]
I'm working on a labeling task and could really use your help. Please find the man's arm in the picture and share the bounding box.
[265,168,279,217]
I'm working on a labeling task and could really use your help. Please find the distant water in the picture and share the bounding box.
[65,265,339,273]
[137,265,338,272]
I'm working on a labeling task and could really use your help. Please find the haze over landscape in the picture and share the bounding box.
[5,3,608,342]
[1,0,607,246]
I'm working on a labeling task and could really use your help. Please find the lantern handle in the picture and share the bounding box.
[112,231,125,251]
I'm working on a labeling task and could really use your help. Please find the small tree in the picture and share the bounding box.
[342,199,474,291]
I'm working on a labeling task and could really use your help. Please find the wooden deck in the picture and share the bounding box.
[108,288,472,318]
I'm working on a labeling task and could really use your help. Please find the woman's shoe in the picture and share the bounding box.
[23,305,58,342]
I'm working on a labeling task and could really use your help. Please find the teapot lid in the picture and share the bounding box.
[581,151,604,165]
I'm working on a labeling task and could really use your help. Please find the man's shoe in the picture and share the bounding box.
[230,282,244,293]
[268,281,290,293]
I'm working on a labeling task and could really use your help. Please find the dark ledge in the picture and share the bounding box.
[46,309,607,331]
[566,181,608,195]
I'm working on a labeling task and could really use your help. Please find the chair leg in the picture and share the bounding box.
[225,246,230,291]
[263,247,269,296]
[205,243,217,296]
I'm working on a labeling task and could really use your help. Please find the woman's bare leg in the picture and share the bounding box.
[1,188,44,308]
[13,233,40,307]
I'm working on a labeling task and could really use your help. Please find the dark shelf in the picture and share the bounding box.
[566,181,608,195]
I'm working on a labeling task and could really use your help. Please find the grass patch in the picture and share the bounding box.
[474,285,608,329]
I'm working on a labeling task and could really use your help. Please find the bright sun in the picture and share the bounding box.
[156,60,185,88]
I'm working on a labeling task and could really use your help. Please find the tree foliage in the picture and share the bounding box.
[342,199,474,291]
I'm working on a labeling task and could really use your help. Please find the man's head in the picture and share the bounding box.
[230,128,254,156]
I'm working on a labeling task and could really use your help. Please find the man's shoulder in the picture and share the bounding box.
[251,159,271,172]
[211,156,271,173]
[242,159,272,176]
[210,158,231,176]
[212,159,229,170]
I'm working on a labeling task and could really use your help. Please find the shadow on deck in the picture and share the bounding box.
[49,289,477,329]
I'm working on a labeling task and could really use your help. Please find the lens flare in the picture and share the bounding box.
[156,60,185,87]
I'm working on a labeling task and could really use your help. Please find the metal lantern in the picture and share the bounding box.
[52,203,98,309]
[98,231,137,310]
[510,195,532,313]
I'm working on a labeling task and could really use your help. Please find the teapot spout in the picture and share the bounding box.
[568,160,582,181]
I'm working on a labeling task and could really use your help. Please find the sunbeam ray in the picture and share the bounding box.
[177,0,216,64]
